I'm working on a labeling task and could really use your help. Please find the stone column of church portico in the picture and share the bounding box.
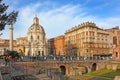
[44,47,46,56]
[45,45,48,56]
[43,45,46,56]
[9,24,13,51]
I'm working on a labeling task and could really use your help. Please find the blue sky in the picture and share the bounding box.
[1,0,120,39]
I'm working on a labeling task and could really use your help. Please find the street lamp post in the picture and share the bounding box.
[8,12,18,51]
[27,42,31,61]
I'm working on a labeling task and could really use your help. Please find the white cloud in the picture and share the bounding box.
[92,17,120,28]
[12,4,85,39]
[1,2,120,40]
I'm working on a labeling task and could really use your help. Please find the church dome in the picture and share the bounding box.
[27,16,46,42]
[28,16,45,34]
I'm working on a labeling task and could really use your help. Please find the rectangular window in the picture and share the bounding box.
[86,32,88,36]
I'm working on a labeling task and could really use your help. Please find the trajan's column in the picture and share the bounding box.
[8,11,18,51]
[9,24,13,51]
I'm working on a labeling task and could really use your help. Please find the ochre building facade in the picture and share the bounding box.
[48,35,65,56]
[65,22,113,57]
[106,26,120,60]
[0,38,17,55]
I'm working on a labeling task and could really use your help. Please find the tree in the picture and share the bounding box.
[0,0,18,31]
[5,50,20,60]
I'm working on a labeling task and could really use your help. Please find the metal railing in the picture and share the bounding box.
[22,56,112,62]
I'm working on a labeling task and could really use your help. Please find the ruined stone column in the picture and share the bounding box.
[9,24,13,51]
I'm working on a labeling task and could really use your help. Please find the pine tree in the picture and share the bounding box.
[0,0,18,31]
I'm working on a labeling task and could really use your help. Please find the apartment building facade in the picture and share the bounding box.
[65,22,113,57]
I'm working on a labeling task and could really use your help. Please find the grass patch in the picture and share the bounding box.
[110,62,120,67]
[82,69,120,80]
[85,69,115,76]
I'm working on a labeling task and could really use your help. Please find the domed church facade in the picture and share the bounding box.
[26,16,47,56]
[16,16,48,56]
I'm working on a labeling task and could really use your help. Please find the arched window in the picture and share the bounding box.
[86,31,88,36]
[31,35,33,41]
[37,36,39,39]
[113,36,117,45]
[116,52,118,58]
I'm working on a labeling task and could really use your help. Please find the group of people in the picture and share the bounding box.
[5,55,12,66]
